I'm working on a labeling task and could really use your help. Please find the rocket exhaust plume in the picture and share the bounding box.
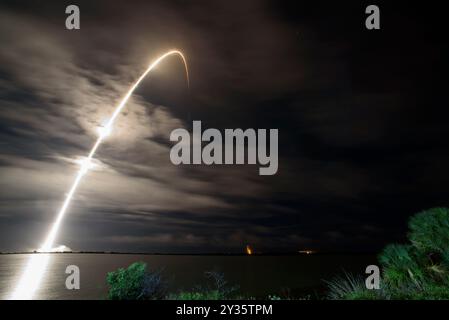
[9,50,189,299]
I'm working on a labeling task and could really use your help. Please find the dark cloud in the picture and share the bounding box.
[0,1,448,253]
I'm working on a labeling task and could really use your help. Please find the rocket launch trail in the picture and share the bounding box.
[9,50,189,299]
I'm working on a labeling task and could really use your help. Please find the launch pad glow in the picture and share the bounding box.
[9,50,189,299]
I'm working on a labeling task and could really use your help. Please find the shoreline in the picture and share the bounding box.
[0,251,377,256]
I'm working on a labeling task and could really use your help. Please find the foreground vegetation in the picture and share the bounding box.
[327,207,449,299]
[107,263,244,300]
[106,261,308,300]
[106,207,449,300]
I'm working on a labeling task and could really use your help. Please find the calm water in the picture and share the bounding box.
[0,253,376,299]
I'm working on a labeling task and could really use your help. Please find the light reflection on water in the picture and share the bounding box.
[0,253,375,299]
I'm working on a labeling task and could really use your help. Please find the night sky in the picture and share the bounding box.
[0,1,447,253]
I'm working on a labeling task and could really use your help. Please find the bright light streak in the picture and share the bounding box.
[77,158,94,176]
[9,49,189,300]
[97,125,112,139]
[9,254,50,300]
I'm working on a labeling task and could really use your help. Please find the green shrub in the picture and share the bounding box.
[380,208,449,299]
[327,207,449,300]
[378,244,424,289]
[107,262,166,300]
[408,207,449,256]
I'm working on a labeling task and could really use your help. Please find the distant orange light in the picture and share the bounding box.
[246,245,253,255]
